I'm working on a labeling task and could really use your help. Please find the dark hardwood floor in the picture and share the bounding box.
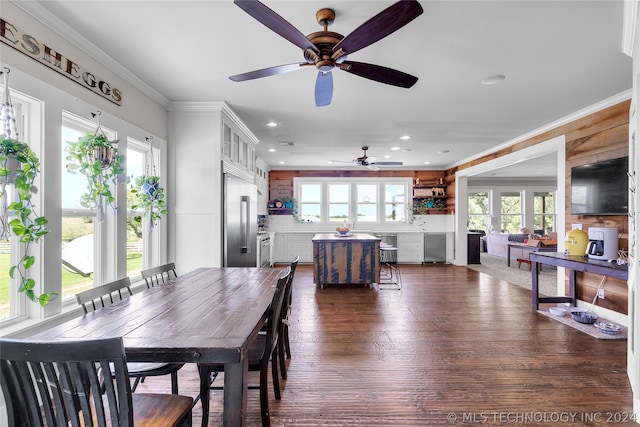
[135,264,635,426]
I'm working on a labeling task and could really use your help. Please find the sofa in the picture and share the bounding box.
[485,232,529,260]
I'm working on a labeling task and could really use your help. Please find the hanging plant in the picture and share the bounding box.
[0,69,52,306]
[130,175,167,229]
[129,137,167,231]
[65,112,126,221]
[0,137,52,306]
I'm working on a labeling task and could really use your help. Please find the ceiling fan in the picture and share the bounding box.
[229,0,423,106]
[333,146,404,171]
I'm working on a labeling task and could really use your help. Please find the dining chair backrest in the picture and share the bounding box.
[75,277,133,314]
[141,262,177,288]
[263,267,290,362]
[285,256,299,310]
[0,336,134,427]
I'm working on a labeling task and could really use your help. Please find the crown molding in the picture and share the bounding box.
[622,0,638,57]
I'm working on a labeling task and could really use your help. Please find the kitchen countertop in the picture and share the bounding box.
[269,230,436,234]
[312,232,381,241]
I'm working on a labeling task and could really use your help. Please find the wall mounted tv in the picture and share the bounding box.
[570,156,628,215]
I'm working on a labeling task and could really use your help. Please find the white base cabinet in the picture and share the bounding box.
[273,233,314,263]
[397,233,424,264]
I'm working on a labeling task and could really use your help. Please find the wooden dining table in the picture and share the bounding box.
[29,267,283,426]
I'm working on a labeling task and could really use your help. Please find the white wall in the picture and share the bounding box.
[1,1,168,137]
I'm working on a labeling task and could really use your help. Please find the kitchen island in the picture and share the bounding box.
[312,233,380,288]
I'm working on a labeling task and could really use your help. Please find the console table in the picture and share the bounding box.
[529,252,628,309]
[507,242,557,267]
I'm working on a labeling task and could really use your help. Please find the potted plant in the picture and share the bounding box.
[65,132,126,221]
[279,196,301,223]
[130,175,167,230]
[0,137,52,306]
[129,137,167,231]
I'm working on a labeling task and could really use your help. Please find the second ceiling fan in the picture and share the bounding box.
[333,146,404,171]
[230,0,423,106]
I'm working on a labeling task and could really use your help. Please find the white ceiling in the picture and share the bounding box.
[17,0,631,177]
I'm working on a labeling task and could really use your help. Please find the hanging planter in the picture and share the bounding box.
[142,177,160,199]
[0,153,21,185]
[65,111,126,222]
[0,68,52,306]
[88,144,116,169]
[129,137,167,232]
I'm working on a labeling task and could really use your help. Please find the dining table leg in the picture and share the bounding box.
[223,358,249,426]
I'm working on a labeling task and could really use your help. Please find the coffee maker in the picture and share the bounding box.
[586,227,618,260]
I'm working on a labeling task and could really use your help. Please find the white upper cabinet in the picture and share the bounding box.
[222,116,257,175]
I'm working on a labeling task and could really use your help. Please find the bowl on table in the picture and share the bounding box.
[548,306,567,317]
[336,228,350,236]
[570,308,598,324]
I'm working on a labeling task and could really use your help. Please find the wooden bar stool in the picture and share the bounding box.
[379,243,402,290]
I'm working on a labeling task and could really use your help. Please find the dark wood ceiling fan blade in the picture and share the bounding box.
[234,0,319,53]
[332,0,423,57]
[229,63,309,81]
[315,71,333,107]
[371,161,404,165]
[341,61,418,88]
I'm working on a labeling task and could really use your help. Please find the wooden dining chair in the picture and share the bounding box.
[197,267,291,427]
[279,256,299,380]
[0,336,193,427]
[141,262,177,288]
[75,277,185,394]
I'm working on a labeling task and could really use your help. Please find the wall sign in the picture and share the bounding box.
[0,18,123,106]
[269,180,292,200]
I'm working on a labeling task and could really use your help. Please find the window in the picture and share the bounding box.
[356,183,377,222]
[328,183,350,222]
[468,192,489,231]
[534,191,555,235]
[126,138,163,277]
[298,183,321,222]
[295,177,411,225]
[126,141,145,278]
[61,113,116,301]
[384,183,407,222]
[500,191,522,233]
[0,91,36,321]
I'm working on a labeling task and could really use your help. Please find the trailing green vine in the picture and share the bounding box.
[65,133,126,219]
[130,175,167,228]
[0,137,52,306]
[279,196,302,223]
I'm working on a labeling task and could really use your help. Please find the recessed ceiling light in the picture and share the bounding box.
[328,161,333,164]
[424,161,430,165]
[279,161,285,164]
[268,148,276,152]
[384,155,391,159]
[481,74,506,85]
[390,146,401,151]
[266,121,279,127]
[400,135,411,140]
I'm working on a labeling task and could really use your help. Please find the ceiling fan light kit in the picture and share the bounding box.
[230,0,423,106]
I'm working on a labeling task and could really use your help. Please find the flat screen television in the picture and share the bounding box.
[570,156,628,215]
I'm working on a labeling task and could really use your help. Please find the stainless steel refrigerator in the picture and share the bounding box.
[223,173,258,267]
